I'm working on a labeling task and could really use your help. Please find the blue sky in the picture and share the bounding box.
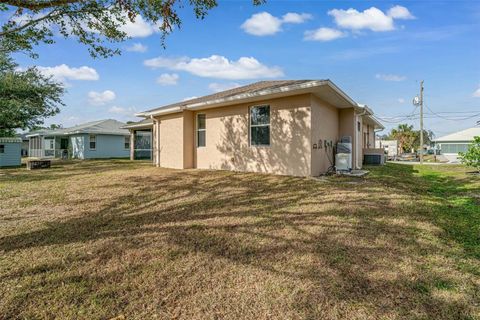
[10,0,480,137]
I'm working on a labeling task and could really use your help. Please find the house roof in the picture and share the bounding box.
[434,127,480,142]
[25,119,129,137]
[136,80,371,118]
[121,118,154,129]
[0,137,22,143]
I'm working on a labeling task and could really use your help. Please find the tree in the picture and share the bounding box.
[414,129,435,149]
[389,124,417,153]
[388,124,435,153]
[0,0,264,58]
[459,136,480,172]
[0,53,64,136]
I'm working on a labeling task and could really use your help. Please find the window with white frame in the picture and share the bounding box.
[124,136,130,149]
[89,135,96,150]
[250,105,270,146]
[197,114,206,147]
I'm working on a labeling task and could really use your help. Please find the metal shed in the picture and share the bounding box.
[0,137,22,167]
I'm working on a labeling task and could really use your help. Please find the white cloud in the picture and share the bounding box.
[282,12,313,24]
[304,27,345,41]
[37,64,99,83]
[144,55,283,80]
[375,73,406,81]
[156,73,179,86]
[120,15,160,37]
[87,90,116,106]
[182,96,198,101]
[398,98,405,103]
[241,12,283,36]
[473,85,480,98]
[208,82,242,92]
[387,5,415,20]
[328,7,395,32]
[108,106,136,116]
[241,11,312,36]
[126,42,148,52]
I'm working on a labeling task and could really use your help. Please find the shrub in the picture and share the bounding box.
[459,136,480,172]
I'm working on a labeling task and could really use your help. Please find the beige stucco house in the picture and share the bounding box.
[134,80,383,176]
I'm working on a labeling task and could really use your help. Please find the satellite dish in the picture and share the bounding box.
[413,96,420,106]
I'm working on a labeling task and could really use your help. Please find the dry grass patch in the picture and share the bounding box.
[0,160,479,319]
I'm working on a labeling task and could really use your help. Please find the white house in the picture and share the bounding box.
[433,127,480,163]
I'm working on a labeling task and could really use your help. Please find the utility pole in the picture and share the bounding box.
[419,80,424,165]
[413,80,424,164]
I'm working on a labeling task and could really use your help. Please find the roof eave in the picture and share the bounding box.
[140,80,360,117]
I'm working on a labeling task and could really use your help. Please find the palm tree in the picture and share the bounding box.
[389,124,416,153]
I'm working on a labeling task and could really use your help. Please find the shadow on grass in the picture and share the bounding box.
[0,162,478,318]
[0,159,150,183]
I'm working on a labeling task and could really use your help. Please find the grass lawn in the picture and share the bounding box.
[0,160,479,319]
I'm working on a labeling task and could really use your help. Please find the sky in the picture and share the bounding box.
[8,0,480,138]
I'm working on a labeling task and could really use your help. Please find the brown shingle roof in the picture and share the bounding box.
[142,80,314,114]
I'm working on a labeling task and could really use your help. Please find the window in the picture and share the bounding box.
[357,121,361,132]
[89,135,96,150]
[250,105,270,146]
[197,114,206,147]
[0,145,4,153]
[124,136,130,149]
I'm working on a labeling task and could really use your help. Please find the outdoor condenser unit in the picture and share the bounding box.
[335,136,352,172]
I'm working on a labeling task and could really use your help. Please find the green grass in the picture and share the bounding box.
[0,160,479,319]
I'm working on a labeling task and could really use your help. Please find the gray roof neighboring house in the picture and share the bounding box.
[25,119,129,137]
[434,127,480,142]
[0,137,22,143]
[122,118,154,130]
[136,80,384,130]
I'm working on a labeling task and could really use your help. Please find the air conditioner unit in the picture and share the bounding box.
[335,153,352,172]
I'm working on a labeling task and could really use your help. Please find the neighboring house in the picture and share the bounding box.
[135,80,384,176]
[122,119,153,160]
[0,137,22,167]
[375,139,399,160]
[26,119,130,159]
[433,127,480,163]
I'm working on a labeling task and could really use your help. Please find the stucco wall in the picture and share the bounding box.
[338,108,356,167]
[0,142,21,167]
[156,113,185,169]
[183,111,194,169]
[194,94,312,176]
[310,95,339,176]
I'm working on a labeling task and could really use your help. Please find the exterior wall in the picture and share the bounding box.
[83,134,129,159]
[361,122,375,149]
[311,95,339,176]
[338,108,356,169]
[150,93,362,176]
[183,111,194,169]
[194,94,312,176]
[0,142,21,167]
[156,113,186,169]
